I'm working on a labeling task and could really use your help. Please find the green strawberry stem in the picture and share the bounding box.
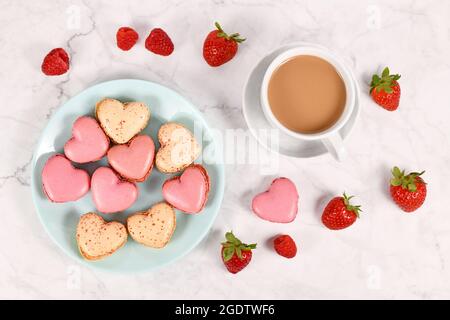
[370,67,401,94]
[222,231,256,262]
[342,193,362,218]
[390,166,425,192]
[214,22,246,43]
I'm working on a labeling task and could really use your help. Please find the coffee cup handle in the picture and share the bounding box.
[322,133,346,161]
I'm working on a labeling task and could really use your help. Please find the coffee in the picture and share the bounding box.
[267,55,346,134]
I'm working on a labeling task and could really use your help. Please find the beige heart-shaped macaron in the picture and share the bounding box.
[76,213,128,261]
[127,202,176,248]
[96,98,150,144]
[155,122,201,173]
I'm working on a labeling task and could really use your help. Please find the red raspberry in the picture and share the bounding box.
[41,48,70,76]
[273,235,297,259]
[145,28,174,56]
[116,27,139,51]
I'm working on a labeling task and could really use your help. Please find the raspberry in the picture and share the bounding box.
[273,235,297,259]
[145,28,174,56]
[41,48,70,76]
[116,27,139,51]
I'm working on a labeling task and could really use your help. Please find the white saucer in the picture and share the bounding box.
[242,43,361,158]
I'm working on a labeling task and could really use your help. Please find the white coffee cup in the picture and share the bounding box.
[260,45,356,161]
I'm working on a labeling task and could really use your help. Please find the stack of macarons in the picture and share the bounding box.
[41,98,211,261]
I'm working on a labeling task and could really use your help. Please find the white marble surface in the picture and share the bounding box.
[1,0,450,299]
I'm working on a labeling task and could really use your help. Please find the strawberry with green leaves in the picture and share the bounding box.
[370,67,401,111]
[203,22,245,67]
[221,231,256,274]
[390,167,427,212]
[321,193,362,230]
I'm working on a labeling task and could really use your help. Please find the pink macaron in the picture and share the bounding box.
[162,164,210,214]
[252,177,299,223]
[41,154,90,203]
[91,166,138,213]
[107,135,155,182]
[64,116,110,163]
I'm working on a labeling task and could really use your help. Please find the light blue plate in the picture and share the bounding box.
[31,79,225,273]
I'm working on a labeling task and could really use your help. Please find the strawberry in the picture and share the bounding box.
[273,235,297,259]
[221,231,256,274]
[370,67,401,111]
[116,27,139,51]
[390,166,427,212]
[203,22,245,67]
[41,48,70,76]
[321,193,362,230]
[145,28,174,56]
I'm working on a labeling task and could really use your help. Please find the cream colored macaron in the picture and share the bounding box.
[127,202,176,248]
[76,212,128,261]
[95,98,150,144]
[155,122,201,173]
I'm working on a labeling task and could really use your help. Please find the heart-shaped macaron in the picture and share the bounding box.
[91,166,138,213]
[41,154,90,203]
[155,122,201,173]
[107,135,155,182]
[76,212,127,261]
[127,202,176,248]
[64,116,110,163]
[95,98,150,144]
[252,177,299,223]
[162,164,210,213]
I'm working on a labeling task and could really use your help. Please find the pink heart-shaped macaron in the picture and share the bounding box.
[42,154,90,203]
[64,116,109,163]
[162,164,210,213]
[252,177,299,223]
[107,135,155,182]
[91,167,138,213]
